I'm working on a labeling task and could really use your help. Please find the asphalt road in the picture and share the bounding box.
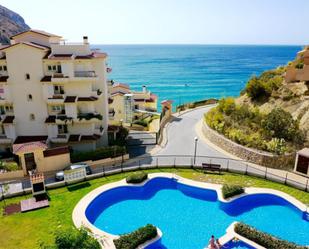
[155,106,224,158]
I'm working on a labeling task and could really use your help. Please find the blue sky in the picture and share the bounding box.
[1,0,308,45]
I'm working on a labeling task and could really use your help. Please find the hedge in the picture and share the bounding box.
[234,223,307,249]
[222,184,244,199]
[71,146,126,163]
[113,224,157,249]
[126,172,148,184]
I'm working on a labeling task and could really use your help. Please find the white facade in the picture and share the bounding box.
[0,30,109,151]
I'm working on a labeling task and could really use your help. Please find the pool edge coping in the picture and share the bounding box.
[72,172,308,249]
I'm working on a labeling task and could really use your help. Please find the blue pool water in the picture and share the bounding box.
[97,45,301,109]
[86,178,309,249]
[224,240,255,249]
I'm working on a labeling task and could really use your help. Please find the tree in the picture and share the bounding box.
[262,108,300,141]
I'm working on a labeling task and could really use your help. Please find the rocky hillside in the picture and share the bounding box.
[0,5,30,44]
[236,48,309,142]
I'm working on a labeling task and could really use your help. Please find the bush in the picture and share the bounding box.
[40,227,100,249]
[71,146,126,163]
[0,161,20,172]
[262,108,299,141]
[113,224,157,249]
[234,223,307,249]
[295,62,304,69]
[133,119,148,127]
[222,184,244,199]
[245,76,271,100]
[218,97,236,115]
[265,138,287,155]
[126,172,148,184]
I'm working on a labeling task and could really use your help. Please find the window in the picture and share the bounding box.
[54,85,64,94]
[0,106,5,115]
[29,114,35,121]
[52,65,57,71]
[3,66,7,71]
[48,65,52,71]
[57,125,68,134]
[0,66,2,71]
[27,94,33,101]
[5,105,13,113]
[25,74,30,80]
[51,105,63,113]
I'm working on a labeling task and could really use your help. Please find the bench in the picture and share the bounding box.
[202,163,221,173]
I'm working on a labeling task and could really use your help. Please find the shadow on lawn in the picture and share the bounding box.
[67,182,91,192]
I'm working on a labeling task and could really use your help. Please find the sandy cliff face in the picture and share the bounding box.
[0,5,30,44]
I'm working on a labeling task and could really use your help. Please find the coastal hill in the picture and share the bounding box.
[236,46,309,141]
[0,4,30,44]
[206,46,309,155]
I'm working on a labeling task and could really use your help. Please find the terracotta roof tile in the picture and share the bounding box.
[64,96,77,103]
[41,76,52,82]
[77,96,98,101]
[69,134,80,142]
[0,76,9,82]
[45,116,56,123]
[13,141,48,154]
[2,116,14,124]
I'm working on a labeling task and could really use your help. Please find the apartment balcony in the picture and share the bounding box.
[94,126,104,136]
[46,94,65,104]
[76,112,103,123]
[50,133,69,144]
[74,71,97,78]
[0,134,13,144]
[55,115,73,124]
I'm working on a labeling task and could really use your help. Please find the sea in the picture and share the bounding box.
[97,45,302,108]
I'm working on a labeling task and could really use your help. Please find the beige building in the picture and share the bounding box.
[286,46,309,83]
[108,81,158,124]
[0,30,110,155]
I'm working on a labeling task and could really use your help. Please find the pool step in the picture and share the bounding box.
[303,212,309,221]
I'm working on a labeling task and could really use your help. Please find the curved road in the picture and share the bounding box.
[155,106,224,158]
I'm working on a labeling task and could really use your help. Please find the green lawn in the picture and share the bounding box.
[0,168,308,249]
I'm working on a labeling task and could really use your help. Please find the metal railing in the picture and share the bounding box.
[1,154,308,201]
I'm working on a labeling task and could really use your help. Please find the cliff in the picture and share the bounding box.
[0,5,30,44]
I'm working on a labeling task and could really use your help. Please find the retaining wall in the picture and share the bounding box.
[202,121,295,169]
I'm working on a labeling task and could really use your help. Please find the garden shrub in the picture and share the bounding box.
[126,172,148,184]
[234,223,307,249]
[114,224,157,249]
[133,119,148,127]
[71,146,126,163]
[40,227,100,249]
[222,184,244,199]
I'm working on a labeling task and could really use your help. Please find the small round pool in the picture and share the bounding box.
[85,177,309,249]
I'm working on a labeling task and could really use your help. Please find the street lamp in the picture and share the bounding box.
[193,137,198,165]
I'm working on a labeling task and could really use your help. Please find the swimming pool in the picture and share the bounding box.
[85,177,309,249]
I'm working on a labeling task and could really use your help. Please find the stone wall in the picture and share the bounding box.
[202,121,295,169]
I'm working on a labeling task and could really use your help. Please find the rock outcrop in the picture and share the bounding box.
[0,5,30,44]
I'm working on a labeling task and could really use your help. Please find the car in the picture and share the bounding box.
[55,163,92,181]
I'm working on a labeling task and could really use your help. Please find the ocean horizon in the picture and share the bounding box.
[97,44,302,109]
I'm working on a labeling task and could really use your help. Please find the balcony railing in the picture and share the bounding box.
[77,113,103,121]
[50,133,69,143]
[74,71,96,78]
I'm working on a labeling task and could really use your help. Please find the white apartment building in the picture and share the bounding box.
[0,30,109,152]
